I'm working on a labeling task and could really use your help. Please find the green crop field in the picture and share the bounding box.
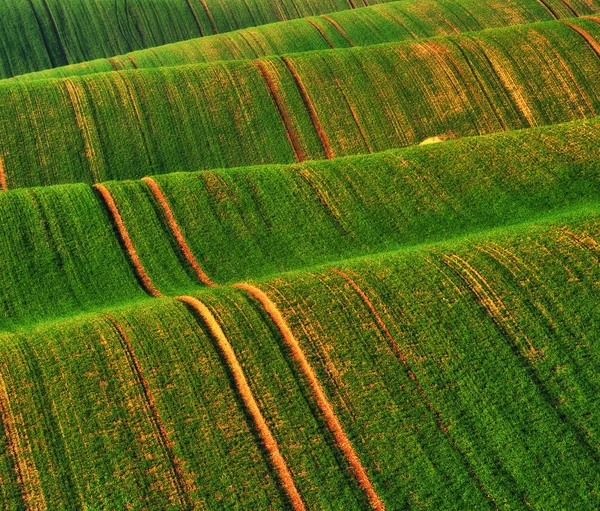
[1,0,600,509]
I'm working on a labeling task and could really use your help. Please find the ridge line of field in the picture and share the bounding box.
[234,282,386,511]
[330,268,499,509]
[93,184,163,297]
[1,201,597,336]
[176,295,306,511]
[105,314,196,509]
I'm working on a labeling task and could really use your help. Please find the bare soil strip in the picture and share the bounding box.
[330,269,498,510]
[562,20,600,58]
[281,57,335,159]
[0,157,7,191]
[106,315,195,509]
[536,0,560,19]
[142,177,215,286]
[176,295,306,511]
[199,0,218,34]
[234,282,385,511]
[306,19,336,49]
[255,60,307,162]
[93,184,163,297]
[0,371,46,510]
[320,15,355,46]
[183,0,206,37]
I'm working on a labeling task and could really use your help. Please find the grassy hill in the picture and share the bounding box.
[0,0,407,79]
[4,19,600,188]
[1,0,599,509]
[12,0,600,82]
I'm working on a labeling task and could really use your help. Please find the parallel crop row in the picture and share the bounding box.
[3,19,600,188]
[0,206,598,509]
[0,0,408,79]
[0,117,597,330]
[13,0,600,82]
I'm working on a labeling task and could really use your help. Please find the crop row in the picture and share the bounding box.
[2,18,600,188]
[0,116,598,331]
[0,205,598,509]
[13,0,600,82]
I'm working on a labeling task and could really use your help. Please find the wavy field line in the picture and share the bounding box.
[106,315,195,509]
[330,268,499,510]
[234,282,385,511]
[281,57,334,159]
[142,177,215,286]
[93,184,163,297]
[176,295,306,511]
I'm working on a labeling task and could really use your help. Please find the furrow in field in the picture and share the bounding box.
[320,15,355,46]
[562,19,600,56]
[199,0,219,34]
[255,60,306,162]
[63,79,102,183]
[176,295,306,511]
[184,0,206,37]
[0,157,6,191]
[329,268,499,510]
[234,283,385,511]
[106,315,195,510]
[536,0,561,18]
[0,371,45,511]
[306,19,336,48]
[93,183,163,297]
[442,253,600,461]
[142,176,215,286]
[281,56,334,159]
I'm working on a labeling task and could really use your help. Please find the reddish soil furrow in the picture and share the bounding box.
[306,19,336,48]
[330,269,498,510]
[559,0,579,17]
[142,177,215,286]
[176,295,306,511]
[106,58,119,71]
[199,0,218,34]
[281,57,334,159]
[562,20,600,59]
[105,315,195,509]
[536,0,560,19]
[320,15,355,46]
[183,0,206,37]
[334,77,373,153]
[93,184,163,297]
[233,283,385,511]
[125,55,138,69]
[0,157,7,191]
[0,371,46,510]
[255,60,306,162]
[64,79,101,183]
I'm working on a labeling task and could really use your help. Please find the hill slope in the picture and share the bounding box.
[12,0,600,82]
[3,19,600,188]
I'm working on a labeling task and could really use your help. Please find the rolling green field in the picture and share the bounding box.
[1,0,600,509]
[12,0,600,82]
